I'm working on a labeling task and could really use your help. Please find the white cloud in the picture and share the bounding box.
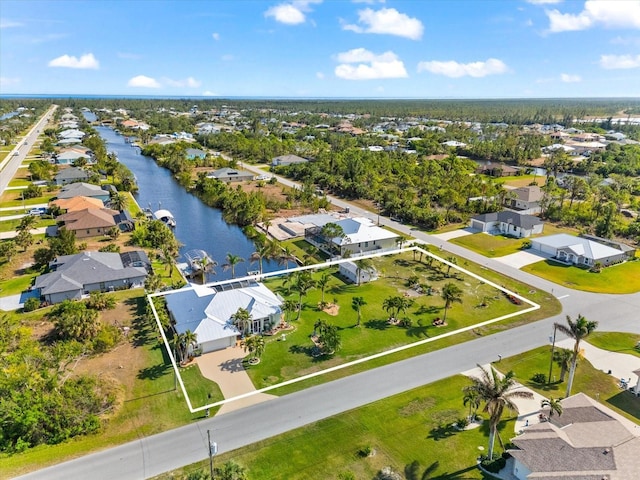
[264,0,321,25]
[212,32,220,40]
[0,77,20,87]
[342,7,424,40]
[334,48,408,80]
[599,53,640,69]
[127,75,161,88]
[560,73,581,82]
[417,58,509,78]
[0,20,24,28]
[547,0,640,33]
[316,71,325,79]
[48,53,99,69]
[165,76,202,88]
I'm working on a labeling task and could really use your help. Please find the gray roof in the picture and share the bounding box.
[207,167,254,180]
[57,182,109,199]
[272,154,308,165]
[186,148,206,157]
[34,251,147,295]
[55,167,89,181]
[472,211,542,229]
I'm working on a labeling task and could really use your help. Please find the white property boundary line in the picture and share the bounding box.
[147,246,540,413]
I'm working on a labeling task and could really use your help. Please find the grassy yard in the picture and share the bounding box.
[522,258,640,293]
[0,270,40,296]
[154,374,507,480]
[588,332,640,359]
[243,251,547,393]
[498,346,640,423]
[0,292,221,478]
[0,216,56,233]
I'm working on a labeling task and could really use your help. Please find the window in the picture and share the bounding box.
[365,242,369,247]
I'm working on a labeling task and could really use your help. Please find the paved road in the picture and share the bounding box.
[16,162,640,480]
[0,106,57,196]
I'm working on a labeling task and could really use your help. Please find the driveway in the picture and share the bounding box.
[195,347,276,415]
[494,250,549,269]
[430,227,476,241]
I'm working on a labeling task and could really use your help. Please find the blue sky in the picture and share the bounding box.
[1,0,639,98]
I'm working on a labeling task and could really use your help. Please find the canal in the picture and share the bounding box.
[94,125,279,281]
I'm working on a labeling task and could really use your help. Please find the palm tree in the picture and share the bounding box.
[463,385,481,421]
[223,253,245,279]
[144,273,163,292]
[282,299,298,323]
[109,191,129,211]
[470,365,533,458]
[445,256,458,277]
[249,239,279,275]
[383,296,402,321]
[181,330,198,361]
[215,460,247,480]
[554,314,598,397]
[241,334,265,361]
[395,235,408,249]
[197,256,217,284]
[315,272,330,307]
[161,244,178,277]
[354,257,374,286]
[553,348,573,382]
[289,272,315,320]
[231,307,252,335]
[441,283,463,323]
[278,245,297,270]
[540,397,563,418]
[351,296,367,327]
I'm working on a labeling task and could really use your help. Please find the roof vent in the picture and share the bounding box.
[603,448,610,455]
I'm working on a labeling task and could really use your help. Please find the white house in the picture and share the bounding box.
[470,211,544,238]
[530,233,629,266]
[165,282,283,353]
[339,261,378,285]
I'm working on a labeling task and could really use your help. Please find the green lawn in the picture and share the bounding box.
[0,293,221,478]
[0,217,56,233]
[243,251,546,393]
[154,374,507,480]
[0,270,40,296]
[588,332,640,359]
[451,233,527,258]
[522,258,640,293]
[498,346,640,423]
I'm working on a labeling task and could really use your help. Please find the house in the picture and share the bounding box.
[33,251,149,304]
[58,129,85,140]
[206,167,255,183]
[339,261,378,284]
[476,162,519,177]
[530,233,631,267]
[55,150,92,165]
[51,195,104,212]
[508,393,640,480]
[56,207,119,238]
[305,217,400,257]
[470,211,544,238]
[271,154,309,167]
[57,182,110,202]
[165,282,283,353]
[54,167,90,186]
[185,148,207,160]
[504,186,544,214]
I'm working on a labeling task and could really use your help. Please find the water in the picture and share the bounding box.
[94,126,279,281]
[0,111,19,120]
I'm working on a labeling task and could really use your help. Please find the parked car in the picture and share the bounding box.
[28,208,46,216]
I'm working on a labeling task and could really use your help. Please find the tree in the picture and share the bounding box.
[231,307,252,335]
[215,460,248,480]
[223,253,245,279]
[52,300,101,342]
[470,365,533,458]
[17,214,38,233]
[0,240,17,262]
[197,255,217,284]
[554,314,598,397]
[180,330,198,360]
[445,256,458,277]
[314,319,341,354]
[441,283,463,323]
[315,272,330,306]
[109,191,129,211]
[351,296,367,326]
[241,334,265,361]
[287,272,315,320]
[541,397,563,418]
[553,348,573,382]
[144,273,164,293]
[249,239,279,275]
[106,226,121,240]
[462,385,481,421]
[160,244,178,277]
[278,245,297,269]
[15,230,33,251]
[281,299,298,323]
[354,258,374,286]
[319,222,344,256]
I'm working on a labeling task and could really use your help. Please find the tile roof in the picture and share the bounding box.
[57,208,118,230]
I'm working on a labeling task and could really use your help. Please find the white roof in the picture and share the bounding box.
[165,282,282,345]
[534,234,623,261]
[333,217,399,246]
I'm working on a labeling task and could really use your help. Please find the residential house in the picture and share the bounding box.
[185,148,207,160]
[339,261,378,285]
[57,182,110,202]
[476,162,519,177]
[504,186,544,214]
[271,154,309,167]
[58,129,85,141]
[165,282,283,353]
[206,167,255,183]
[55,150,90,165]
[530,233,631,267]
[53,167,90,186]
[56,207,119,238]
[508,393,640,480]
[33,251,149,304]
[470,211,544,238]
[441,140,467,148]
[51,195,104,212]
[305,217,400,257]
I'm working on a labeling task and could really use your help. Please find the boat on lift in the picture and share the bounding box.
[153,209,176,228]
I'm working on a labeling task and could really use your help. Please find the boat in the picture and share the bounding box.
[153,209,176,228]
[182,249,214,279]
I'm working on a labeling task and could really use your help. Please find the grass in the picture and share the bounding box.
[153,374,503,480]
[522,258,640,293]
[0,292,222,478]
[588,332,640,359]
[0,270,40,296]
[498,345,640,423]
[0,217,56,233]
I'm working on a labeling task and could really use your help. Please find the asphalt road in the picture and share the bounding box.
[16,162,640,480]
[0,106,57,197]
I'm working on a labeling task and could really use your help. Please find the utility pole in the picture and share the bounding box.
[547,323,557,385]
[207,429,217,480]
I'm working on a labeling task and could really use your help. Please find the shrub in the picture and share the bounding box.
[521,239,532,249]
[358,444,374,457]
[481,456,506,473]
[456,416,469,429]
[23,297,40,312]
[86,291,116,310]
[531,372,547,384]
[92,325,122,353]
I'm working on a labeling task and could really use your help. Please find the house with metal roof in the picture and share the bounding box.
[470,211,544,238]
[165,282,283,353]
[206,167,255,183]
[530,233,629,267]
[57,182,110,202]
[508,393,640,480]
[34,251,148,304]
[54,166,90,186]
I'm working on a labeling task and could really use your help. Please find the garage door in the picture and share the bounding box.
[471,220,485,231]
[531,240,556,255]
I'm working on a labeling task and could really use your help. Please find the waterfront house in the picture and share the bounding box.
[206,167,254,183]
[470,211,544,238]
[57,182,110,202]
[56,207,119,238]
[185,148,207,160]
[51,196,104,212]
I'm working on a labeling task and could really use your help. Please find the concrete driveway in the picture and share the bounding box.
[430,227,476,241]
[195,346,276,415]
[494,250,549,269]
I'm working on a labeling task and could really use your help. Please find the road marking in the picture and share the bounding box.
[557,294,569,299]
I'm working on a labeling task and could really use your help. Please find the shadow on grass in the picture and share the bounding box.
[137,362,171,380]
[415,305,439,315]
[427,424,459,441]
[607,390,640,421]
[524,380,562,392]
[364,318,390,330]
[406,321,430,339]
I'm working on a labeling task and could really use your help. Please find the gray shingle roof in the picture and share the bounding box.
[472,211,542,229]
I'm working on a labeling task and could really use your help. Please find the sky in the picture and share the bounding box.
[1,0,639,98]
